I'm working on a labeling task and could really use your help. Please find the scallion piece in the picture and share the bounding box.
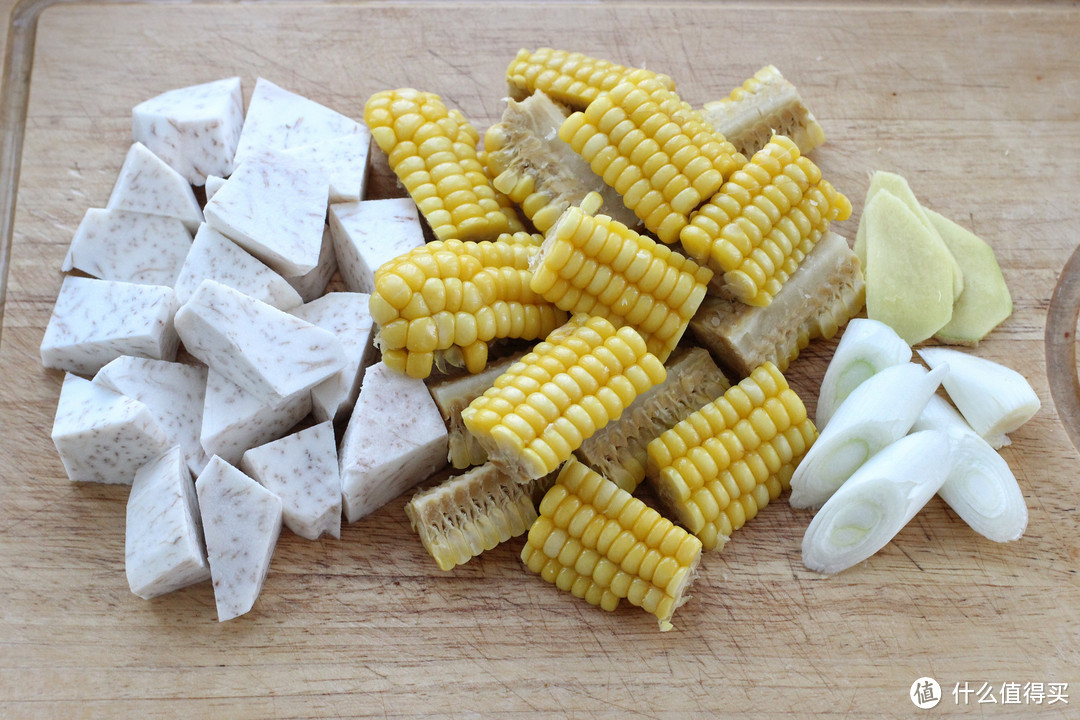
[801,430,952,574]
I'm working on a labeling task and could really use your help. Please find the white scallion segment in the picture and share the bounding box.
[126,447,210,599]
[174,279,346,403]
[815,318,912,429]
[290,292,376,423]
[173,223,302,310]
[917,347,1041,449]
[62,209,192,287]
[241,421,341,541]
[913,395,1027,542]
[40,276,179,375]
[340,362,449,523]
[284,226,338,304]
[328,198,425,294]
[801,430,953,574]
[200,370,312,466]
[283,132,372,203]
[50,374,171,484]
[232,77,367,167]
[789,362,948,509]
[132,77,244,186]
[93,357,209,475]
[203,151,329,277]
[106,142,203,232]
[195,456,282,622]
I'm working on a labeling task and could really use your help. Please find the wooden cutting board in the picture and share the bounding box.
[2,2,1078,717]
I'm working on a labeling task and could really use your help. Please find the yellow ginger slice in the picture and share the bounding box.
[701,65,826,158]
[680,135,852,307]
[364,88,512,242]
[690,231,864,377]
[484,91,639,232]
[863,190,955,345]
[529,201,713,362]
[462,315,667,481]
[646,362,817,551]
[506,48,675,110]
[560,75,745,244]
[575,347,730,492]
[429,351,526,469]
[521,458,702,630]
[406,462,555,571]
[370,238,567,379]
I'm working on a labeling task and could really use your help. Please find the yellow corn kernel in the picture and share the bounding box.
[522,458,700,629]
[364,88,512,242]
[531,201,712,362]
[646,362,817,551]
[371,238,568,379]
[406,463,555,571]
[463,315,665,481]
[560,77,745,244]
[505,48,675,110]
[680,135,852,307]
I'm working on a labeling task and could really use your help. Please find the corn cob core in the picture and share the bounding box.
[680,135,852,307]
[406,463,555,571]
[506,47,675,109]
[701,65,827,158]
[364,88,512,242]
[575,347,730,492]
[646,362,817,550]
[370,238,567,379]
[530,204,712,362]
[521,458,702,630]
[462,315,667,481]
[559,76,745,244]
[484,91,640,233]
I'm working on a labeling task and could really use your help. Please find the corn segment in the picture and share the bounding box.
[369,239,567,379]
[679,135,852,307]
[690,231,864,377]
[521,458,702,630]
[529,202,712,361]
[646,362,817,550]
[462,315,667,481]
[506,47,675,109]
[364,88,514,242]
[484,91,640,233]
[702,65,826,159]
[575,347,730,492]
[559,75,746,244]
[406,463,555,571]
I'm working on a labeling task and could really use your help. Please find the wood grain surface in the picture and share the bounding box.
[2,2,1079,718]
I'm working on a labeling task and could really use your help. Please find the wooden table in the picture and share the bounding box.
[2,1,1078,717]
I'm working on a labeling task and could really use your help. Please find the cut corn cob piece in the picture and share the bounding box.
[364,88,512,242]
[560,76,746,244]
[521,458,702,630]
[646,362,816,551]
[689,231,864,377]
[429,351,526,469]
[484,91,640,233]
[701,65,826,159]
[680,135,852,307]
[462,315,667,481]
[575,347,730,492]
[406,462,556,571]
[370,238,567,379]
[506,47,675,110]
[530,201,713,362]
